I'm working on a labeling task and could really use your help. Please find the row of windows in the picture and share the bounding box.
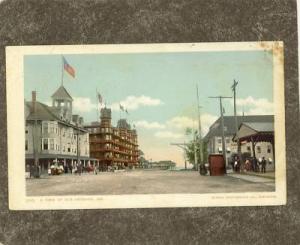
[246,145,272,154]
[54,100,71,108]
[25,138,89,155]
[217,138,231,144]
[42,122,88,142]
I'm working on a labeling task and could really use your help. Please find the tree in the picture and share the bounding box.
[184,127,208,169]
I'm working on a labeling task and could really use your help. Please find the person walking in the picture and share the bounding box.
[261,157,267,173]
[252,157,258,172]
[233,156,240,173]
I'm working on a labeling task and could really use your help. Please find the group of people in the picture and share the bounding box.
[48,162,98,175]
[231,156,269,173]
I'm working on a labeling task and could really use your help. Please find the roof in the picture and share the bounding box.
[117,119,131,129]
[242,122,274,132]
[26,101,87,132]
[204,115,274,140]
[51,85,73,101]
[233,122,274,142]
[26,101,60,121]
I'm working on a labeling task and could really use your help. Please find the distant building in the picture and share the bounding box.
[144,160,176,170]
[25,86,96,172]
[204,115,274,167]
[84,107,139,170]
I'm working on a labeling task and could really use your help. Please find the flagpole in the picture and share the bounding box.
[61,55,64,86]
[96,88,99,122]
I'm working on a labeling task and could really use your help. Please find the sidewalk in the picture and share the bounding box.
[228,172,275,184]
[241,171,275,180]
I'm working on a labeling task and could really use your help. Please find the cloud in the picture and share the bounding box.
[234,96,273,115]
[109,95,163,111]
[73,97,97,113]
[166,116,196,129]
[154,131,183,139]
[165,115,217,136]
[134,120,165,129]
[201,113,218,136]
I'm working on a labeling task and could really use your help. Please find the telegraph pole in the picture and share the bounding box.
[193,128,198,170]
[209,96,232,170]
[231,80,241,156]
[196,85,203,170]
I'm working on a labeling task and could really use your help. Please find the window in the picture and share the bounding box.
[218,138,222,144]
[50,139,54,150]
[42,122,48,134]
[43,138,48,150]
[257,146,261,153]
[226,138,230,144]
[68,144,71,152]
[267,145,272,153]
[247,146,251,152]
[25,140,28,151]
[25,130,28,134]
[63,146,65,152]
[50,123,55,133]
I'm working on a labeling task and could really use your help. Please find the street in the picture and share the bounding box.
[26,170,275,196]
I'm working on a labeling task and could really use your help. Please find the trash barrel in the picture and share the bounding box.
[209,154,226,176]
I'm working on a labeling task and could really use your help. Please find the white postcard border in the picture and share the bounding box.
[6,42,286,210]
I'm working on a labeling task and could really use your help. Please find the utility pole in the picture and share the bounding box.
[193,129,198,171]
[209,96,232,170]
[231,80,241,156]
[196,85,203,170]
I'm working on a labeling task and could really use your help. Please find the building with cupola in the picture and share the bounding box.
[84,107,139,170]
[25,86,98,172]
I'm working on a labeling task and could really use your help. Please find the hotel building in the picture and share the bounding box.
[25,86,97,172]
[85,107,139,170]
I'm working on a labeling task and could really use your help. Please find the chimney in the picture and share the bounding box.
[31,91,36,113]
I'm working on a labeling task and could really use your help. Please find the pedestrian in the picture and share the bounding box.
[252,157,257,172]
[261,157,267,173]
[94,165,98,175]
[233,156,240,172]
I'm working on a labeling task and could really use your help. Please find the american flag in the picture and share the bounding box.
[119,104,125,111]
[97,92,103,104]
[63,56,75,78]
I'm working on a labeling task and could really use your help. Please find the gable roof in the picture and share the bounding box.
[51,85,73,101]
[204,115,274,140]
[26,101,61,121]
[25,101,87,132]
[242,122,274,133]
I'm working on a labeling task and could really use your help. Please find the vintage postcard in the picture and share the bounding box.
[6,42,286,210]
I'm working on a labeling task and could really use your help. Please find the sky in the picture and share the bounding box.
[24,50,274,166]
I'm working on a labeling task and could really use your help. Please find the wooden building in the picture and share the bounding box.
[85,107,139,170]
[25,87,98,173]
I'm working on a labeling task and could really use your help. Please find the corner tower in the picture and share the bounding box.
[51,85,73,122]
[100,107,112,127]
